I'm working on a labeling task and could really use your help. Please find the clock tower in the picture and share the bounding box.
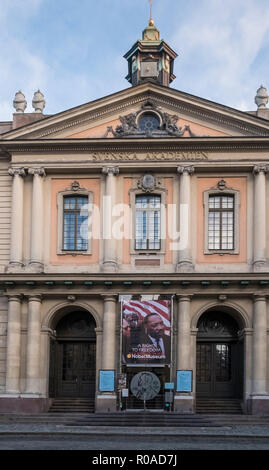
[124,13,178,87]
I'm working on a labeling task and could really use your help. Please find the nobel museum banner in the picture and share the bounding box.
[122,299,171,365]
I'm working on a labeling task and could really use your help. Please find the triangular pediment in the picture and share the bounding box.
[2,82,269,140]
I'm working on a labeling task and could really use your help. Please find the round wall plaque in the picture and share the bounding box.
[130,372,161,401]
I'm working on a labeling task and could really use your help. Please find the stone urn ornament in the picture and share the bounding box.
[32,90,46,113]
[255,85,269,109]
[13,91,27,113]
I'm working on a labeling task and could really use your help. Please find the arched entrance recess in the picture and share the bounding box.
[196,310,243,399]
[49,309,96,399]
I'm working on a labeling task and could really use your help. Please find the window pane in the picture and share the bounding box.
[63,195,88,251]
[135,195,161,250]
[208,195,234,250]
[136,210,147,249]
[64,213,76,250]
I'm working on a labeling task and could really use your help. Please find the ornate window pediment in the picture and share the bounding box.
[104,100,199,138]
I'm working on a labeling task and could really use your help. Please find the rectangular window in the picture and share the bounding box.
[135,194,161,250]
[63,196,88,251]
[208,195,234,250]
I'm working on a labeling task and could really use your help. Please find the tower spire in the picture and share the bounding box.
[149,0,154,26]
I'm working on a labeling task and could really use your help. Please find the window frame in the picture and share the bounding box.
[57,189,93,255]
[135,194,162,251]
[129,186,167,255]
[203,186,240,255]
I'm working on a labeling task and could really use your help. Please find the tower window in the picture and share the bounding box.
[138,113,160,132]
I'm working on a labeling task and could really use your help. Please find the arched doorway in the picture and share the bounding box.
[196,311,243,399]
[49,310,96,399]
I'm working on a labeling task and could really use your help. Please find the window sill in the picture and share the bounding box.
[57,251,91,256]
[204,250,239,255]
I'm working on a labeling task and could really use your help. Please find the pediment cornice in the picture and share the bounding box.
[2,83,269,140]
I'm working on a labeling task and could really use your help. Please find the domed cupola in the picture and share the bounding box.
[124,2,178,87]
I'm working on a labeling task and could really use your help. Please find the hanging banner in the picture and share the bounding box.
[122,299,171,365]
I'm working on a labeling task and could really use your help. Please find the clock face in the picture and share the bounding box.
[130,372,161,401]
[141,61,158,78]
[139,113,160,132]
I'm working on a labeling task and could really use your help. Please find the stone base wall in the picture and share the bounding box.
[95,394,117,413]
[247,396,269,415]
[174,395,194,413]
[0,397,53,414]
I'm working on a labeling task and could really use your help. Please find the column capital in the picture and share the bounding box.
[253,294,267,302]
[101,294,118,303]
[26,294,43,303]
[253,165,269,175]
[8,167,26,178]
[177,165,195,175]
[176,294,192,302]
[28,167,46,177]
[7,294,23,303]
[102,166,119,176]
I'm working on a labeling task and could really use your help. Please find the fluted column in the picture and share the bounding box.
[176,295,191,370]
[8,168,26,269]
[5,295,22,394]
[28,168,46,271]
[102,167,119,272]
[25,295,42,394]
[176,166,194,272]
[252,295,267,395]
[101,295,117,370]
[253,165,269,270]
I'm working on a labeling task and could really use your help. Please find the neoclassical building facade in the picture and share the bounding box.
[1,18,269,415]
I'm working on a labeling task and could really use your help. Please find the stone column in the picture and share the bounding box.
[176,166,194,272]
[7,168,26,269]
[101,295,117,370]
[25,295,42,395]
[96,295,117,412]
[252,296,267,395]
[174,295,194,413]
[101,167,119,272]
[28,168,46,271]
[253,165,269,270]
[5,295,22,394]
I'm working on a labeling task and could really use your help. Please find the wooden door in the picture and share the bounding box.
[196,342,239,398]
[56,341,96,398]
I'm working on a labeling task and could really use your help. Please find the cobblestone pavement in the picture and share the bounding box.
[0,424,268,450]
[0,434,269,450]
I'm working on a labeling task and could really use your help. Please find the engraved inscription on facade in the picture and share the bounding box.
[89,151,209,162]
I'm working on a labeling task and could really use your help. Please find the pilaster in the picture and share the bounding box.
[28,168,46,272]
[176,166,194,273]
[6,168,26,271]
[101,167,119,272]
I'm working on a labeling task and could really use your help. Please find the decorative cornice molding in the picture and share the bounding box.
[4,138,269,155]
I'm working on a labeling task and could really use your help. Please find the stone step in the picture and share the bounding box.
[196,399,242,414]
[49,398,94,413]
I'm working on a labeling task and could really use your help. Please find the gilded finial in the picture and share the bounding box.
[149,0,154,26]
